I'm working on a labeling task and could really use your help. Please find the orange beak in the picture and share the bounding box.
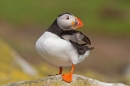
[71,17,83,29]
[76,17,83,28]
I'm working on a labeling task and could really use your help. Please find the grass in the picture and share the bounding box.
[0,0,129,36]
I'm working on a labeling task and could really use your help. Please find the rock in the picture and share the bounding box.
[122,65,130,85]
[5,74,127,86]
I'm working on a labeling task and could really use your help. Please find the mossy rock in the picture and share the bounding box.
[0,39,38,85]
[5,74,127,86]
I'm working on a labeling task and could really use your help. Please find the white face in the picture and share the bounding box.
[57,14,79,31]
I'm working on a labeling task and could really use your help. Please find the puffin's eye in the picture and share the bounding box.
[66,16,69,20]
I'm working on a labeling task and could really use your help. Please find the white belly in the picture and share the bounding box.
[35,31,90,66]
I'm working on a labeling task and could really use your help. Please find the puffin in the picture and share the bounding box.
[35,12,94,83]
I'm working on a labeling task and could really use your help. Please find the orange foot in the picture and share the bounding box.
[62,73,72,83]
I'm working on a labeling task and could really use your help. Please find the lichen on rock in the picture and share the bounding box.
[5,74,127,86]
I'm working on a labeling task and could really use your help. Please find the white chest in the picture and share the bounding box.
[35,31,79,66]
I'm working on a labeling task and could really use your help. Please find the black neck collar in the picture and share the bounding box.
[47,19,64,36]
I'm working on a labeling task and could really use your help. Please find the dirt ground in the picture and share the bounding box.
[0,22,130,77]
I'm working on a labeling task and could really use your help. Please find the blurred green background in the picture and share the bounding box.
[0,0,130,85]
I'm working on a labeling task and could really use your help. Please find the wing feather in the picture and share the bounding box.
[60,30,94,55]
[60,30,91,45]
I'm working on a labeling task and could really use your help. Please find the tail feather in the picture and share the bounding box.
[70,40,94,55]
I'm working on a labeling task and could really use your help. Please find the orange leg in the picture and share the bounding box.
[59,66,63,74]
[62,64,75,83]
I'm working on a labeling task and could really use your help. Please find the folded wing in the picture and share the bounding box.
[60,30,94,55]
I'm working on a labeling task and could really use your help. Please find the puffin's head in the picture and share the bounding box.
[57,12,83,31]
